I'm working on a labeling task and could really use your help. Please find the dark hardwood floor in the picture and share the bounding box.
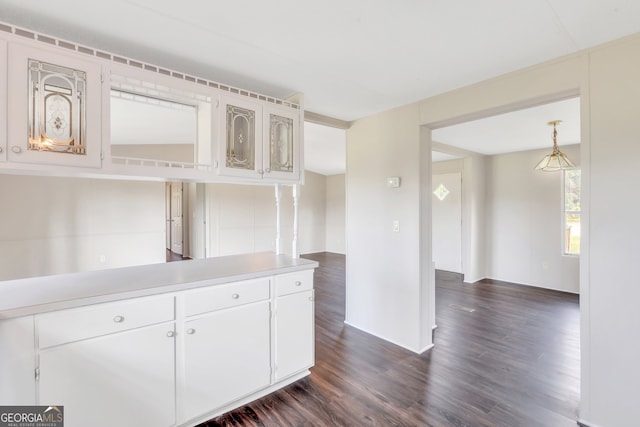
[199,252,580,427]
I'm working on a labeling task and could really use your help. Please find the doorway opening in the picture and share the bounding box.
[166,182,188,262]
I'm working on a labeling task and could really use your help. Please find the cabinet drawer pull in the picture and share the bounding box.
[113,315,125,323]
[231,293,240,300]
[166,331,176,338]
[11,146,22,154]
[295,281,302,286]
[186,328,196,335]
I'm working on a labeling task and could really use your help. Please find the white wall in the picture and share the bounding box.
[347,33,640,426]
[206,171,327,257]
[486,145,580,293]
[0,175,165,281]
[347,104,430,352]
[325,174,345,254]
[431,171,462,273]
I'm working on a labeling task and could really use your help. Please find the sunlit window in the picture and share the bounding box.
[563,169,581,255]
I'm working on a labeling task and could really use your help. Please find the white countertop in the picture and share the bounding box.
[0,252,318,319]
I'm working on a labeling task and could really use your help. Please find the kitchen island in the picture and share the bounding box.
[0,252,318,427]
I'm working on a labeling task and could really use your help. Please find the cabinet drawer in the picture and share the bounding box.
[275,270,314,296]
[183,278,270,317]
[37,294,174,349]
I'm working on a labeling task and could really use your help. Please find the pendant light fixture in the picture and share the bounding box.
[534,120,574,171]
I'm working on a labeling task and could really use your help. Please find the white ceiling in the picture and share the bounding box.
[0,1,636,174]
[432,96,581,159]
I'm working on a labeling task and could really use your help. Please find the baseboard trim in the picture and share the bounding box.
[181,370,311,427]
[577,418,602,427]
[344,320,433,354]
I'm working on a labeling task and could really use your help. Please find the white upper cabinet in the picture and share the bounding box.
[218,93,301,182]
[263,104,300,181]
[0,26,304,183]
[218,93,263,179]
[0,40,6,163]
[7,42,102,168]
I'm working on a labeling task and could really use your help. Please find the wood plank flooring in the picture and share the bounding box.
[199,252,580,427]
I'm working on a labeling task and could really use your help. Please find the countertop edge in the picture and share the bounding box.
[0,252,319,319]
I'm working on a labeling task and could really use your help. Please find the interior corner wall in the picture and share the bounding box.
[206,172,327,257]
[0,175,165,280]
[462,154,487,283]
[346,103,427,352]
[298,171,327,254]
[485,145,580,293]
[325,174,345,254]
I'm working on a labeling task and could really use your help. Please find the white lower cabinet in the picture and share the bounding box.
[275,289,314,381]
[181,301,271,421]
[39,323,176,427]
[274,270,315,381]
[3,267,315,427]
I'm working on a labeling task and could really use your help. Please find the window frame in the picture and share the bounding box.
[562,168,581,257]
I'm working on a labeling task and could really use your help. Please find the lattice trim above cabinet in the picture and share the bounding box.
[0,21,300,110]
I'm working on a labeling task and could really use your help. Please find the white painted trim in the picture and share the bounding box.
[343,320,426,354]
[275,184,282,255]
[292,184,300,258]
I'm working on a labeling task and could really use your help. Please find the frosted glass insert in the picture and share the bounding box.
[269,114,294,172]
[433,184,450,201]
[28,59,86,155]
[226,104,255,170]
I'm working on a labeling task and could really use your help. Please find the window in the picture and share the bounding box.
[563,169,581,255]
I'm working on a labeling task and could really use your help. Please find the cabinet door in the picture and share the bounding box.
[217,94,263,179]
[262,105,300,181]
[182,300,270,421]
[7,42,102,168]
[39,323,175,427]
[275,289,314,381]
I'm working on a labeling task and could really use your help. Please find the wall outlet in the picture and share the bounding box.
[542,261,549,270]
[393,220,400,232]
[100,255,107,263]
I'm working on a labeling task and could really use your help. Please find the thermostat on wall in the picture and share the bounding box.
[387,176,401,188]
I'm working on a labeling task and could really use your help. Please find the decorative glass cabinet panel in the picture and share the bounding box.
[226,104,256,170]
[262,105,299,181]
[218,95,263,179]
[269,114,294,173]
[7,43,102,168]
[28,59,87,155]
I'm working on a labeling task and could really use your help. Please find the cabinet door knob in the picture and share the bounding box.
[265,168,271,173]
[166,331,176,338]
[186,328,196,335]
[11,146,22,154]
[295,281,302,286]
[0,147,3,153]
[113,315,125,323]
[232,293,240,300]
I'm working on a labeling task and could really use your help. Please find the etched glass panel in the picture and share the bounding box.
[226,104,255,170]
[28,59,86,155]
[269,114,293,173]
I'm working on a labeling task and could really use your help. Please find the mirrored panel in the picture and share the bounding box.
[28,59,86,155]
